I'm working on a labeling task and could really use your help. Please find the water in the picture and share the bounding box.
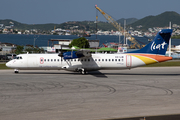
[0,34,180,47]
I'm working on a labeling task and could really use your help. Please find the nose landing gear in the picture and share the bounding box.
[14,69,19,73]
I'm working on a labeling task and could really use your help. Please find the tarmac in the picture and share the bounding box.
[0,67,180,120]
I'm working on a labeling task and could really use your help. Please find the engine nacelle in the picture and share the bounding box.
[63,51,84,59]
[58,50,92,60]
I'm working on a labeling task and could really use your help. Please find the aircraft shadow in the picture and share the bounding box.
[18,70,108,78]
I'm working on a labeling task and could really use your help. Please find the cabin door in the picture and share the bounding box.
[126,55,132,67]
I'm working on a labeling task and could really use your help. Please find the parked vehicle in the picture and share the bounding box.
[0,55,9,60]
[6,54,16,60]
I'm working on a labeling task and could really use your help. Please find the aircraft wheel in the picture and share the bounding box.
[78,68,86,75]
[14,69,19,73]
[81,69,86,75]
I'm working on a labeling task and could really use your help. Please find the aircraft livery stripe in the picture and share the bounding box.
[128,54,172,65]
[133,55,157,65]
[135,54,172,62]
[127,54,158,65]
[130,54,172,62]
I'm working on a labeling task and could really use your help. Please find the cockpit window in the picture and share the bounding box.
[15,56,23,60]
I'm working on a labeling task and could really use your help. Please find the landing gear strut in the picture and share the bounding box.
[14,69,19,73]
[78,68,87,75]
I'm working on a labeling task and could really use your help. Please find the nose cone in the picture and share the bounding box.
[6,61,11,68]
[6,60,14,68]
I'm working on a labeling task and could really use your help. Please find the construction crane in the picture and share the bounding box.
[95,5,144,49]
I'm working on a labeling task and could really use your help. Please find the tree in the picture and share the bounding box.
[25,46,45,53]
[15,45,24,54]
[69,37,90,48]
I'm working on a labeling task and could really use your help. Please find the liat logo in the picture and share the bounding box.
[151,42,167,51]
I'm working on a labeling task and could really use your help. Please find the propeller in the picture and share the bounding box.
[58,45,63,66]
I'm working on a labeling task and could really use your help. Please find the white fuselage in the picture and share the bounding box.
[6,53,146,72]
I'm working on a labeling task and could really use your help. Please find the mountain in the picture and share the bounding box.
[57,21,116,31]
[0,19,116,31]
[0,19,58,31]
[1,11,180,31]
[116,18,138,25]
[0,19,26,28]
[129,11,180,31]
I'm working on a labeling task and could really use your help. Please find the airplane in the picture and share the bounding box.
[6,29,173,75]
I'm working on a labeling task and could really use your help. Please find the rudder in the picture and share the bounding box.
[129,29,173,55]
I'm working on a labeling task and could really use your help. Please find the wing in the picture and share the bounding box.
[60,50,92,60]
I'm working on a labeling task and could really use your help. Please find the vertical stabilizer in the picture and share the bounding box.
[129,29,173,55]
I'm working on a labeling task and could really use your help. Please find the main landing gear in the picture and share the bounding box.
[77,68,87,75]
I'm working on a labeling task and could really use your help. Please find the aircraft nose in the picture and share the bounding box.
[6,61,11,67]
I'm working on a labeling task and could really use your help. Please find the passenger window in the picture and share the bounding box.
[44,59,46,62]
[99,59,100,61]
[51,59,53,62]
[57,59,59,62]
[105,59,107,61]
[115,59,117,61]
[20,57,22,59]
[112,59,114,61]
[54,59,56,61]
[102,59,104,61]
[119,59,120,61]
[48,59,49,62]
[109,59,111,61]
[88,59,90,61]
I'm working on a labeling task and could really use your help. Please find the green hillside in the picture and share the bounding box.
[0,19,58,31]
[129,11,180,31]
[117,18,138,25]
[56,21,116,31]
[0,19,116,31]
[1,11,180,32]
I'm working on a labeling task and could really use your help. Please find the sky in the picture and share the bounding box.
[1,0,180,24]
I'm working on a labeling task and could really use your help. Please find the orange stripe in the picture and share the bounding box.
[128,54,172,62]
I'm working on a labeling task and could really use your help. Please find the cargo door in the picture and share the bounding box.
[126,55,132,67]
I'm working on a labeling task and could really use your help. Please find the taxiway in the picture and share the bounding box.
[0,67,180,120]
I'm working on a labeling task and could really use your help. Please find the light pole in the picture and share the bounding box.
[33,35,39,47]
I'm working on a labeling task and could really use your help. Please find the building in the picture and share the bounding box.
[47,39,99,53]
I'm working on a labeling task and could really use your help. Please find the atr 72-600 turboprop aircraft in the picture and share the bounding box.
[6,29,173,74]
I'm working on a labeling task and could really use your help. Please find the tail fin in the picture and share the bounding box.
[129,29,173,55]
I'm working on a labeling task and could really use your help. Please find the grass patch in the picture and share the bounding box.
[0,64,11,69]
[144,61,180,67]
